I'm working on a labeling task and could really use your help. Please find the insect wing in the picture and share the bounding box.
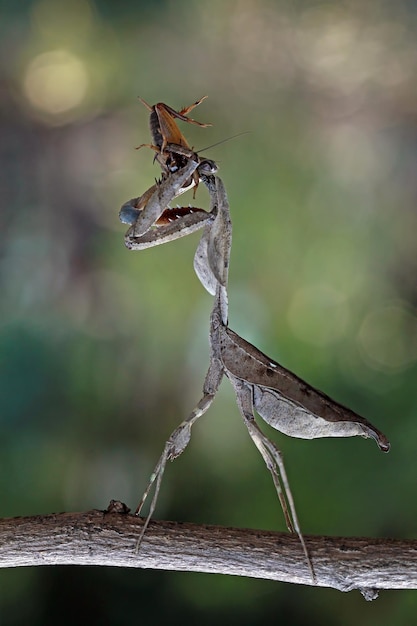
[220,327,390,452]
[154,103,192,150]
[157,99,211,128]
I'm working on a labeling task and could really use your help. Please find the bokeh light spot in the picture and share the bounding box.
[358,303,417,371]
[23,49,89,116]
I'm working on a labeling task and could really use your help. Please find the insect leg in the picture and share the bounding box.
[135,142,159,152]
[157,99,211,128]
[137,97,153,112]
[178,96,208,117]
[134,354,224,551]
[229,376,315,582]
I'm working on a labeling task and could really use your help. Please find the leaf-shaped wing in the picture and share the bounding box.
[220,327,390,452]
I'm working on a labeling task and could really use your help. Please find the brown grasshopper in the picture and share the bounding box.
[120,157,217,241]
[134,175,390,582]
[137,97,212,197]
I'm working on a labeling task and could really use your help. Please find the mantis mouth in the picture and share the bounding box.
[155,206,208,225]
[119,199,209,227]
[123,203,214,251]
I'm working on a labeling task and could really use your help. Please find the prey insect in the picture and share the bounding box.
[138,96,211,161]
[137,96,212,197]
[134,175,390,582]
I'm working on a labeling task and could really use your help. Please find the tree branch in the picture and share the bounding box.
[1,504,416,598]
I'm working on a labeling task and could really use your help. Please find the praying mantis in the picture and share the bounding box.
[119,98,390,582]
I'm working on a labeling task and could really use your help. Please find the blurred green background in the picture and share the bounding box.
[1,0,417,623]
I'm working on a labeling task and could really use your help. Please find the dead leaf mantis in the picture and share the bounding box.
[119,100,390,583]
[129,174,389,582]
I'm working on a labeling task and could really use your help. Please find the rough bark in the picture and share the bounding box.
[1,505,416,599]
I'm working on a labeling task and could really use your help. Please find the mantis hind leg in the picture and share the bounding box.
[230,376,315,582]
